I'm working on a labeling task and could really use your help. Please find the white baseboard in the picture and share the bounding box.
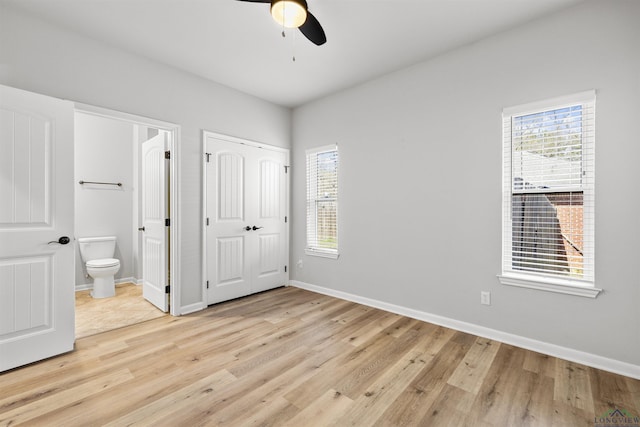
[75,277,139,292]
[179,302,207,316]
[116,277,137,285]
[290,280,640,380]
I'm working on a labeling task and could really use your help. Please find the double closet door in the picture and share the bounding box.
[204,133,289,305]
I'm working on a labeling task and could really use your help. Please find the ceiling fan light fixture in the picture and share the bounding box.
[270,0,307,28]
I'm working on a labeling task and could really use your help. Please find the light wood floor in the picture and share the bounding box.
[1,286,638,426]
[75,282,167,339]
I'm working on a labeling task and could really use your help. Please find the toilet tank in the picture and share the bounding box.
[78,236,117,262]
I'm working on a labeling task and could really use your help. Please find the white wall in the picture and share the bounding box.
[74,112,134,288]
[291,0,640,369]
[0,5,291,311]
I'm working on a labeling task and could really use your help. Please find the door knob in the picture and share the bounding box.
[252,226,263,231]
[138,227,145,232]
[48,236,70,245]
[245,226,252,231]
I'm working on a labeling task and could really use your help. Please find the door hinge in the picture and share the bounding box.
[165,218,170,226]
[165,150,171,159]
[285,216,287,223]
[205,152,211,163]
[165,285,170,293]
[284,165,289,173]
[206,217,210,226]
[284,265,287,273]
[206,280,209,289]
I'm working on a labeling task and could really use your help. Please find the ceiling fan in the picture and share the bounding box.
[236,0,327,46]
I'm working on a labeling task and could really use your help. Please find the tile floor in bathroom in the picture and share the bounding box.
[75,282,167,339]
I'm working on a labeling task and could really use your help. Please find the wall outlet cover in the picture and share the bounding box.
[481,291,491,305]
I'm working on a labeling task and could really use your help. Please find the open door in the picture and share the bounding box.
[0,85,75,371]
[140,132,169,312]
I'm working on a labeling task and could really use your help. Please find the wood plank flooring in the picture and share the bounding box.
[1,286,638,426]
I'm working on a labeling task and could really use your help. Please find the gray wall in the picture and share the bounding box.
[2,0,638,369]
[74,112,134,288]
[0,5,291,311]
[291,0,640,366]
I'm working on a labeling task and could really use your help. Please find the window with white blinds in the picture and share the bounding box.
[306,145,338,259]
[500,91,599,297]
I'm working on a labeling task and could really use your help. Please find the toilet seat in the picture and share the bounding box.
[86,258,120,268]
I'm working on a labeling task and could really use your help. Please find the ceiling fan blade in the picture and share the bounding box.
[299,11,326,45]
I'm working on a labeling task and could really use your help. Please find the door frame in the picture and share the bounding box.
[75,103,182,316]
[201,130,290,306]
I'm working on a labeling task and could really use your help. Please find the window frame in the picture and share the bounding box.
[305,144,339,259]
[498,91,601,298]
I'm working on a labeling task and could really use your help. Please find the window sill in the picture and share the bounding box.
[305,249,339,259]
[497,273,602,298]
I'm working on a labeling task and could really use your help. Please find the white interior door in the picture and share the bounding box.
[252,149,288,293]
[141,133,168,312]
[0,85,75,372]
[205,134,288,305]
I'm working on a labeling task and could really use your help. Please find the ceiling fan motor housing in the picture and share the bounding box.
[270,0,308,28]
[237,0,326,45]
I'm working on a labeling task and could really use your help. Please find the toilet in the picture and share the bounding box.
[78,236,121,298]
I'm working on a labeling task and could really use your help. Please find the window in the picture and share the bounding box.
[306,145,339,258]
[499,91,600,297]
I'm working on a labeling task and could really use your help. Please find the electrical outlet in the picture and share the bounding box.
[297,259,303,269]
[481,291,491,306]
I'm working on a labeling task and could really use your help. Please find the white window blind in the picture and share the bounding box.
[306,145,338,258]
[501,91,595,292]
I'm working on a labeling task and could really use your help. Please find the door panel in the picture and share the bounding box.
[260,160,280,218]
[0,110,49,226]
[217,237,244,282]
[207,140,252,304]
[0,84,75,372]
[141,133,168,312]
[0,257,49,335]
[252,154,287,292]
[258,234,280,275]
[218,152,244,221]
[205,135,287,305]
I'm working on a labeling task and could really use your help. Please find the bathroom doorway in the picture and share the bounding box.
[73,104,180,337]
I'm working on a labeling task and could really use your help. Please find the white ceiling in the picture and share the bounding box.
[3,0,583,108]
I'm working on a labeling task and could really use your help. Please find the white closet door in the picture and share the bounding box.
[141,133,168,312]
[252,153,288,293]
[0,85,75,372]
[205,135,288,305]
